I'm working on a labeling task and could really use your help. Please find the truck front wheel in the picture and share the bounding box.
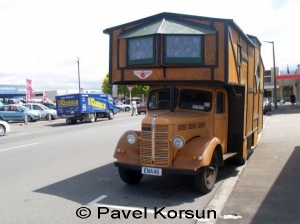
[118,168,143,184]
[108,110,114,120]
[90,113,95,123]
[194,151,218,194]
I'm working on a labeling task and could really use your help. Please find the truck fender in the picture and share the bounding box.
[172,136,223,170]
[113,130,141,165]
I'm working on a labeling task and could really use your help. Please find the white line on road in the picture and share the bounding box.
[0,143,39,152]
[119,122,141,127]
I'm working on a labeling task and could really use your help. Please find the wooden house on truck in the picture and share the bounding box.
[103,12,264,193]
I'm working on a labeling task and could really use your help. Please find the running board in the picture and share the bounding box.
[223,152,237,160]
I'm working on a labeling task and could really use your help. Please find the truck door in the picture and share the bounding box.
[214,90,228,153]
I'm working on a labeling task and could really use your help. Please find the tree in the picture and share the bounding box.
[101,73,149,99]
[101,73,112,94]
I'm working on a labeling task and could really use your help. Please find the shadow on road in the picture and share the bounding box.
[34,160,241,208]
[43,118,113,127]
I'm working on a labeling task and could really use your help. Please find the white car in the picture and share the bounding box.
[0,120,10,136]
[115,102,131,112]
[23,103,58,120]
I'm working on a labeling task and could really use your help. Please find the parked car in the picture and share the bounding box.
[0,104,41,122]
[23,103,58,120]
[8,98,23,105]
[263,98,272,114]
[41,102,56,110]
[137,102,147,115]
[27,99,57,110]
[115,102,131,112]
[0,120,10,136]
[114,101,124,112]
[277,98,285,105]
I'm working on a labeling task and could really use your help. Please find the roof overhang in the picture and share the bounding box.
[276,74,300,86]
[118,18,217,39]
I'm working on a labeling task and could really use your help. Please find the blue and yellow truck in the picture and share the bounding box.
[55,93,117,124]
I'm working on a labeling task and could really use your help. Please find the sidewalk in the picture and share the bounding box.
[216,103,300,224]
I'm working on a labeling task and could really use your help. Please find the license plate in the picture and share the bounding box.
[141,167,162,176]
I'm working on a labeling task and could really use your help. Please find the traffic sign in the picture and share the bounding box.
[127,86,133,92]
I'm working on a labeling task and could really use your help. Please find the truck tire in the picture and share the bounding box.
[90,113,95,123]
[194,151,218,194]
[118,168,143,184]
[108,110,114,120]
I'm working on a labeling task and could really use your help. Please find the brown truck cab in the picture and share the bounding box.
[104,12,264,193]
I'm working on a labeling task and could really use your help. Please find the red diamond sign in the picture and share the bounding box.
[133,70,152,79]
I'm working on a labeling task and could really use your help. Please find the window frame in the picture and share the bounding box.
[164,34,204,64]
[179,89,213,112]
[127,35,155,66]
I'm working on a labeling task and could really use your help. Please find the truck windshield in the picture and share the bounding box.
[148,88,178,110]
[179,89,212,111]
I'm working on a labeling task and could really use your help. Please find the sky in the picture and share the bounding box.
[0,0,299,91]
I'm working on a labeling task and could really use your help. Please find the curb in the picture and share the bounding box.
[201,115,270,224]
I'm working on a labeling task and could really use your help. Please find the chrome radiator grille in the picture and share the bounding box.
[140,124,169,166]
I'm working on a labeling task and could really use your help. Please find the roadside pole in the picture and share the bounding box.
[127,86,133,104]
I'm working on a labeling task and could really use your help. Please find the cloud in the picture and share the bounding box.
[0,0,299,91]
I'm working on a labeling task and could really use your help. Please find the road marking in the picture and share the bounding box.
[119,122,140,127]
[0,143,39,152]
[88,195,209,221]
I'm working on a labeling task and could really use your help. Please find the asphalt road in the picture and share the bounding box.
[0,114,243,224]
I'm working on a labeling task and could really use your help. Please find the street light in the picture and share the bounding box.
[264,41,277,109]
[77,57,81,93]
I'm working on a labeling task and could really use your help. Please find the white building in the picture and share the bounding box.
[31,89,102,102]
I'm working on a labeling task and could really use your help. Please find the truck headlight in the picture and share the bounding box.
[126,133,137,145]
[172,136,185,149]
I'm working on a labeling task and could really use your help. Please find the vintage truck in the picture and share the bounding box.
[103,12,264,193]
[55,93,117,124]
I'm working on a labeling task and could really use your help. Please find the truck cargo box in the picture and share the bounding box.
[56,93,117,124]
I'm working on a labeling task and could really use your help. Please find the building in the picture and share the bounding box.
[264,65,300,105]
[31,89,103,102]
[0,84,26,104]
[0,84,102,104]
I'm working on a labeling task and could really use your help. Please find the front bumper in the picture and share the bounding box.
[114,162,201,176]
